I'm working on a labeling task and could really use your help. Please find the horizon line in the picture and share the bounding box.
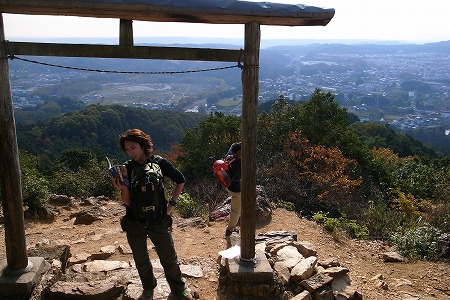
[5,36,449,47]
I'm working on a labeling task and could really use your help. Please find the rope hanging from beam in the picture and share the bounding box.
[7,54,245,74]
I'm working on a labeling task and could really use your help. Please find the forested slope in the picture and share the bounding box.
[16,104,206,162]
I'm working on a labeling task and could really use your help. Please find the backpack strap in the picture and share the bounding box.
[148,155,167,218]
[226,155,239,182]
[150,154,163,163]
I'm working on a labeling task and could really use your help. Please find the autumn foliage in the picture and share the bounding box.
[286,132,362,206]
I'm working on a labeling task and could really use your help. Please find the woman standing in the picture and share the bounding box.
[112,128,193,300]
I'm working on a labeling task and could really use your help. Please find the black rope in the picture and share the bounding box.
[8,54,241,74]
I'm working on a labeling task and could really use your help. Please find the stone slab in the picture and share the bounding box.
[0,256,47,297]
[227,249,274,283]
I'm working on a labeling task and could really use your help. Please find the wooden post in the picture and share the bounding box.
[119,19,133,46]
[240,21,260,261]
[0,13,29,271]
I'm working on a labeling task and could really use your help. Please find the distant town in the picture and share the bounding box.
[9,40,450,135]
[261,47,450,132]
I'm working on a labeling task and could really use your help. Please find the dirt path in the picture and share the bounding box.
[1,200,449,299]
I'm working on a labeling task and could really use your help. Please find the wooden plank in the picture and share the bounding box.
[240,21,260,261]
[119,19,133,46]
[0,14,29,270]
[5,42,242,62]
[0,0,334,26]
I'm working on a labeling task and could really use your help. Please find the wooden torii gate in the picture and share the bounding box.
[0,0,334,277]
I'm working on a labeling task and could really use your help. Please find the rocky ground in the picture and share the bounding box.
[1,196,450,299]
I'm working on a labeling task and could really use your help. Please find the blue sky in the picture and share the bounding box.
[3,0,449,43]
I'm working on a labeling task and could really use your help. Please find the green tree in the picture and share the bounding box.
[258,90,369,183]
[177,112,241,182]
[351,122,437,158]
[298,89,350,146]
[257,95,301,164]
[54,148,95,171]
[48,148,114,198]
[369,147,403,191]
[19,151,50,211]
[393,157,442,200]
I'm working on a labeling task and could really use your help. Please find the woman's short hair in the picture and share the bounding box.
[119,129,153,156]
[231,142,241,154]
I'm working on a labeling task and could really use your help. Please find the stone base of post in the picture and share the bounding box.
[0,257,46,297]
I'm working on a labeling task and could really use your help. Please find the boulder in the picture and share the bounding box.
[276,245,304,269]
[437,233,450,257]
[382,251,406,262]
[290,256,317,282]
[48,194,74,206]
[47,279,123,300]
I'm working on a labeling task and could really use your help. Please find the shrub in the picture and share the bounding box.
[22,172,50,211]
[274,200,296,211]
[439,214,450,232]
[390,192,423,226]
[323,217,340,233]
[176,193,205,219]
[425,201,450,233]
[341,218,369,239]
[360,200,403,239]
[313,213,368,239]
[48,160,115,198]
[390,225,441,259]
[49,167,90,198]
[312,213,327,223]
[20,151,50,210]
[183,178,228,213]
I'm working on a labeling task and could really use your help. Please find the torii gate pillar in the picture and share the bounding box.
[225,20,274,284]
[0,13,46,298]
[240,21,260,261]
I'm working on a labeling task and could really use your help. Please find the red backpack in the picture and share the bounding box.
[212,155,236,187]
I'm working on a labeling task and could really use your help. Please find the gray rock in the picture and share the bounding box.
[320,266,349,278]
[290,256,317,282]
[180,264,204,278]
[48,194,74,206]
[318,257,341,268]
[90,245,116,260]
[291,290,313,300]
[293,241,317,258]
[118,244,133,254]
[82,260,130,272]
[313,284,334,300]
[332,274,363,300]
[437,233,450,257]
[276,245,304,269]
[256,231,297,246]
[273,261,290,285]
[47,279,123,300]
[71,210,103,225]
[68,252,91,266]
[382,251,406,262]
[299,273,334,293]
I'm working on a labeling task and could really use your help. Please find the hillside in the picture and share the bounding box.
[16,104,206,159]
[16,101,438,165]
[1,199,449,299]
